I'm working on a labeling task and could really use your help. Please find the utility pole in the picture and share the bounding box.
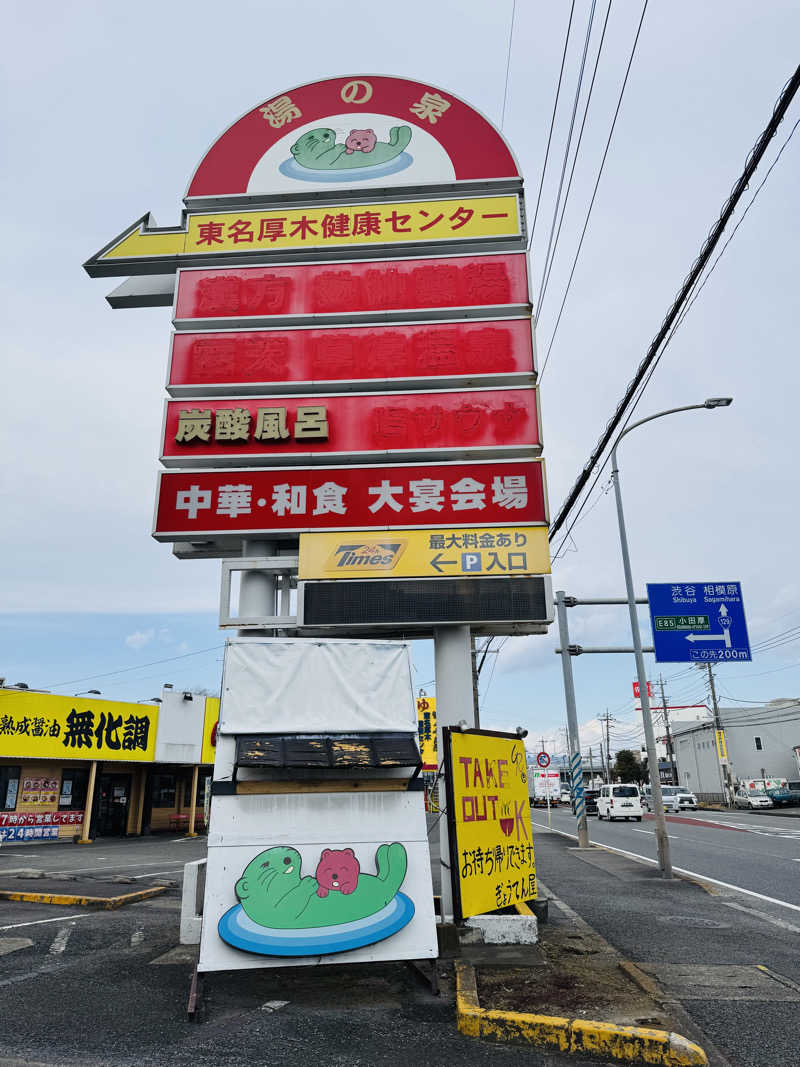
[706,664,734,806]
[599,741,607,784]
[659,675,677,785]
[470,635,480,728]
[588,745,595,786]
[600,710,615,780]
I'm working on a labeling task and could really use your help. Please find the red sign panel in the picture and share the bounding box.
[174,254,529,322]
[162,388,540,467]
[186,75,519,198]
[154,460,547,540]
[0,811,83,827]
[168,318,535,395]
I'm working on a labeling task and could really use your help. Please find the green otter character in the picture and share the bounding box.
[234,844,407,930]
[290,126,412,171]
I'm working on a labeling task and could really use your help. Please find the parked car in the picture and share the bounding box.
[597,784,643,821]
[573,788,600,816]
[642,785,698,812]
[733,788,773,810]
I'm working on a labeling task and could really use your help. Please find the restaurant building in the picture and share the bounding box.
[0,686,219,844]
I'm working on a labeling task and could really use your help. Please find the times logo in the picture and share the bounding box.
[328,541,407,571]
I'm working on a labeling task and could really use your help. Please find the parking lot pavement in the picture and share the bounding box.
[0,835,623,1066]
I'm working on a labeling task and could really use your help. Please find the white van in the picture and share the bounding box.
[597,783,643,821]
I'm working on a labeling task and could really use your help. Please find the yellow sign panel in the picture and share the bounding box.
[100,195,521,262]
[447,731,536,919]
[715,729,728,761]
[416,697,437,770]
[299,526,550,580]
[0,691,158,762]
[201,697,220,766]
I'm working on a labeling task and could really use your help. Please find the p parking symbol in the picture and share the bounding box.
[461,552,482,572]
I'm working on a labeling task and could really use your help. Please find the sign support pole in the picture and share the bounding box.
[434,625,474,923]
[238,539,276,633]
[555,592,590,848]
[78,760,98,845]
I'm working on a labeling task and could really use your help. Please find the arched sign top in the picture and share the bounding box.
[186,75,520,200]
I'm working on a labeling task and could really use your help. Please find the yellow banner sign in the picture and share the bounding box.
[416,696,437,770]
[99,195,521,263]
[715,729,728,761]
[299,526,550,580]
[447,730,536,919]
[0,691,158,762]
[201,697,220,766]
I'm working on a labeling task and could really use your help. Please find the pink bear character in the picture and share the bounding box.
[345,129,377,154]
[315,847,360,897]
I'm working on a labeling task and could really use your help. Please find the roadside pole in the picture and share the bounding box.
[555,591,590,848]
[434,625,474,923]
[611,448,672,879]
[78,760,98,844]
[707,665,735,806]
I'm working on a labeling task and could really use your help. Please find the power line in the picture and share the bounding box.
[500,0,517,130]
[534,0,599,316]
[538,0,649,380]
[44,645,224,689]
[527,0,576,251]
[548,61,800,540]
[536,0,613,317]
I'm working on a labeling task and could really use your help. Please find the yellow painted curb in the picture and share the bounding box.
[0,886,166,909]
[454,960,707,1065]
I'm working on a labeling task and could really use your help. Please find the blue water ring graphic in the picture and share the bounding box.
[218,892,415,957]
[277,152,413,184]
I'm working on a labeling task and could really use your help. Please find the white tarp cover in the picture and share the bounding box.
[219,638,416,734]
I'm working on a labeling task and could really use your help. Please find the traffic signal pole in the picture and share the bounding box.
[555,591,590,848]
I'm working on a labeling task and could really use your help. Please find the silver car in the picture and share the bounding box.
[734,788,773,810]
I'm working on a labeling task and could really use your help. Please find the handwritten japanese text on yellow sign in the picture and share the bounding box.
[448,731,536,919]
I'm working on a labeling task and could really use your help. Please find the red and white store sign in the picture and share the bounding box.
[161,387,540,467]
[0,811,83,827]
[154,459,547,540]
[186,75,519,199]
[167,318,534,396]
[173,253,529,323]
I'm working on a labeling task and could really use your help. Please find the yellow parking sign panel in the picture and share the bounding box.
[298,526,550,580]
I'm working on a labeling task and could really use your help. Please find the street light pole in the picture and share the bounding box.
[610,398,732,880]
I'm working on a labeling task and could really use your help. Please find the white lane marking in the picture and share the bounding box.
[131,869,183,880]
[130,925,145,946]
[0,913,93,931]
[532,821,800,913]
[721,900,800,934]
[39,860,197,876]
[48,924,74,955]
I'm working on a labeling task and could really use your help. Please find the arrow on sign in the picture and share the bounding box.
[430,553,457,574]
[685,604,732,648]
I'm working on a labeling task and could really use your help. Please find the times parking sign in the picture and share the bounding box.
[647,582,751,663]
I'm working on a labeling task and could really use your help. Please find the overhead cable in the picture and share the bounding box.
[527,1,577,250]
[538,0,649,380]
[549,61,800,540]
[534,0,599,314]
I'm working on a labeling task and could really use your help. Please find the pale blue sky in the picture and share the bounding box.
[2,1,799,756]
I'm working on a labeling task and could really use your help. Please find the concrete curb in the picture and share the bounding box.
[454,959,708,1065]
[0,887,166,909]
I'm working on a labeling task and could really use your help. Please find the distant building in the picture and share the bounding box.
[672,699,800,801]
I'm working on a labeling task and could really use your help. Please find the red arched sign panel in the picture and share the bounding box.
[186,75,520,200]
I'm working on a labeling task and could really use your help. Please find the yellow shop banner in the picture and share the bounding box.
[299,526,551,580]
[0,691,158,762]
[100,195,521,262]
[446,730,536,920]
[201,697,220,766]
[416,696,437,771]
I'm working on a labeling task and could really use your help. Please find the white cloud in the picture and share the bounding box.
[125,629,155,650]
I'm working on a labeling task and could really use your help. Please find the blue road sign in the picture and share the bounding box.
[647,582,751,663]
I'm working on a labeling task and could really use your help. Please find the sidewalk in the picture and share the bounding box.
[531,826,800,1067]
